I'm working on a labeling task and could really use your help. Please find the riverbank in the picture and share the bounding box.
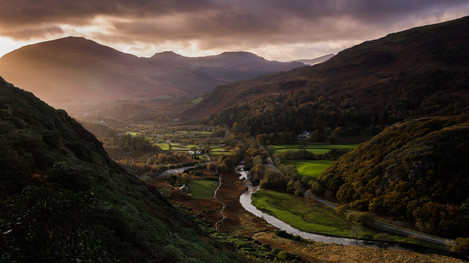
[227,168,462,262]
[144,171,463,262]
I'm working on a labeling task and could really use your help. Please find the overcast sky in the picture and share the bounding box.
[0,0,468,61]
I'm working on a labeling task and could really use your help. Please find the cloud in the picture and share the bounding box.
[1,0,468,60]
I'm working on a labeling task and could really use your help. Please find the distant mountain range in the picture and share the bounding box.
[0,37,303,108]
[190,16,469,137]
[293,54,334,65]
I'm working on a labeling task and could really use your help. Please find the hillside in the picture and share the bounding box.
[0,37,302,110]
[317,115,469,238]
[190,16,469,139]
[0,77,239,262]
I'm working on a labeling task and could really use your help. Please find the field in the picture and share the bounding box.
[273,144,360,155]
[252,189,368,237]
[188,179,219,199]
[282,160,332,179]
[191,97,204,105]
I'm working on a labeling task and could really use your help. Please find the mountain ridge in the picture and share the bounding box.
[0,36,303,110]
[190,15,469,138]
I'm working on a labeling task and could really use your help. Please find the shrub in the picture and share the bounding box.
[450,238,469,258]
[160,245,184,263]
[47,162,94,192]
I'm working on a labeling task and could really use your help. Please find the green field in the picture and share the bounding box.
[252,189,364,237]
[283,160,332,179]
[156,143,170,150]
[126,131,142,136]
[189,131,212,135]
[273,144,360,155]
[188,179,219,199]
[252,190,444,250]
[191,97,203,105]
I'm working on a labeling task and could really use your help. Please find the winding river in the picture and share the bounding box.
[236,165,404,249]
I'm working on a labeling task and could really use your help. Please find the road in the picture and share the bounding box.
[158,161,212,178]
[158,166,196,178]
[266,157,280,173]
[267,157,453,247]
[304,192,453,246]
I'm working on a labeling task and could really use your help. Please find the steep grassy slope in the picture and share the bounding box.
[0,77,239,262]
[317,115,469,238]
[191,16,469,138]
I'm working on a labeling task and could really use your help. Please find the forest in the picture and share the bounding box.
[317,115,469,238]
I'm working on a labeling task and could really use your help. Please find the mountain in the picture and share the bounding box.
[190,16,469,139]
[294,54,335,65]
[0,76,239,262]
[0,37,303,110]
[317,115,469,239]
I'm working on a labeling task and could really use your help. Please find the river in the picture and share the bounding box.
[236,165,404,249]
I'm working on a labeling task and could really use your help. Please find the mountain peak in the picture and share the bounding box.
[4,35,135,61]
[217,51,264,61]
[150,50,185,59]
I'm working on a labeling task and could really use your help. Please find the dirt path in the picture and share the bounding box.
[213,174,226,230]
[215,172,274,234]
[305,192,453,246]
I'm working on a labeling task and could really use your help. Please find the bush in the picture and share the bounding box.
[47,162,94,192]
[65,141,93,162]
[277,251,288,261]
[275,230,293,239]
[207,162,217,171]
[375,233,392,242]
[41,130,61,148]
[450,238,469,258]
[160,245,184,263]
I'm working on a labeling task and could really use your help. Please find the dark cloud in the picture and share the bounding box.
[0,0,468,59]
[0,0,213,26]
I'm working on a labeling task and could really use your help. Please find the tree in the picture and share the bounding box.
[181,173,191,185]
[217,163,229,174]
[256,134,268,145]
[207,162,217,171]
[203,146,211,154]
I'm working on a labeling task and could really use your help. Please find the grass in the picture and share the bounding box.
[188,179,219,199]
[251,190,445,250]
[274,148,332,154]
[189,131,212,135]
[283,160,332,179]
[273,144,360,155]
[126,131,142,136]
[156,143,170,150]
[191,97,204,105]
[252,189,359,237]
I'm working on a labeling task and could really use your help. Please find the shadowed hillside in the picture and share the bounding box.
[317,115,469,240]
[0,77,240,262]
[190,16,469,140]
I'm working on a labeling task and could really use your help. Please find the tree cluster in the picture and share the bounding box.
[317,115,469,238]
